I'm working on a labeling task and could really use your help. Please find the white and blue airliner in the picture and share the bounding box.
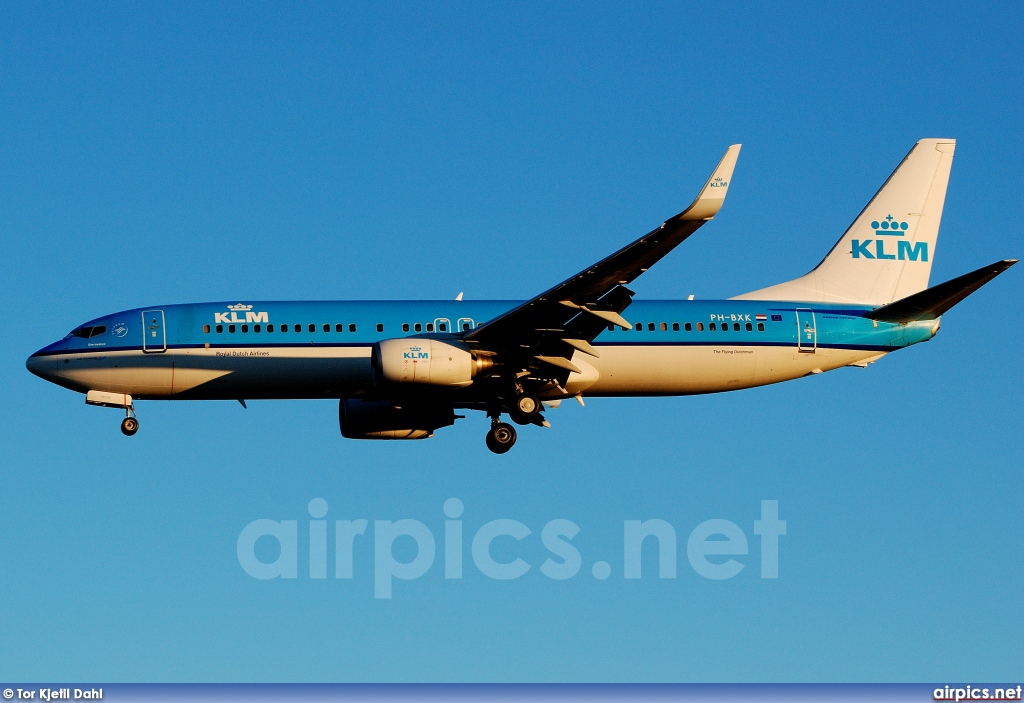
[26,139,1015,452]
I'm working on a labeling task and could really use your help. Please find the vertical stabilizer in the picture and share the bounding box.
[733,139,955,305]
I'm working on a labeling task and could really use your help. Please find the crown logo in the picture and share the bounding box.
[870,214,908,236]
[409,346,422,352]
[227,304,253,311]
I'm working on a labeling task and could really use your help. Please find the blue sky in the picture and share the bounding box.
[1,1,1022,682]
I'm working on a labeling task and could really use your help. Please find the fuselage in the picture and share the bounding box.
[26,299,938,403]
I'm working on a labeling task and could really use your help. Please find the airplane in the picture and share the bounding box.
[26,138,1016,453]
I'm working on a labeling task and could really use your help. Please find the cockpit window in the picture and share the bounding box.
[68,325,106,339]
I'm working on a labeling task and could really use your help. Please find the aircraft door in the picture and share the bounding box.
[456,317,475,333]
[796,309,816,353]
[434,318,452,334]
[142,309,167,353]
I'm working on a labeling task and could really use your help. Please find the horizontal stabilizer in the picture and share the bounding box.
[866,259,1017,323]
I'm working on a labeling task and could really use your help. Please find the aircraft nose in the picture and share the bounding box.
[26,351,56,381]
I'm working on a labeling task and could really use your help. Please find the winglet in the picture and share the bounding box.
[677,144,741,221]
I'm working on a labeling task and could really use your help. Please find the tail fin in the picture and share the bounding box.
[733,139,956,305]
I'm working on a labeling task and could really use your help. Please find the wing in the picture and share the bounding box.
[463,144,741,374]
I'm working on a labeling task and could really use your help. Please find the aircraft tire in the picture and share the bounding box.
[486,422,517,454]
[508,395,540,425]
[121,417,139,436]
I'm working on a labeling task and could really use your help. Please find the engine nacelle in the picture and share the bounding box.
[374,339,487,387]
[339,398,456,440]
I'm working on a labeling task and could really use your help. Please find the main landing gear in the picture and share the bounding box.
[484,391,549,453]
[508,394,541,425]
[485,418,517,454]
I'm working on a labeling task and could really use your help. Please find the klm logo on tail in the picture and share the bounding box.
[851,214,928,262]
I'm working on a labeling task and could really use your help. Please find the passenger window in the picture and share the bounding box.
[439,323,446,332]
[696,322,704,331]
[255,324,261,333]
[635,323,642,331]
[684,323,692,331]
[323,324,330,332]
[349,324,356,332]
[402,323,410,332]
[733,322,740,331]
[414,323,422,332]
[203,324,210,334]
[607,325,614,332]
[659,322,666,331]
[216,324,223,333]
[376,323,384,332]
[709,322,716,331]
[426,323,434,332]
[725,324,731,332]
[243,324,251,333]
[336,324,343,332]
[672,323,679,331]
[229,325,236,333]
[280,324,287,333]
[308,324,315,333]
[758,322,765,332]
[294,324,301,333]
[267,324,274,332]
[745,322,752,331]
[648,322,655,331]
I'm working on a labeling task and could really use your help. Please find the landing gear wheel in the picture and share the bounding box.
[121,416,139,436]
[485,422,517,454]
[508,394,541,425]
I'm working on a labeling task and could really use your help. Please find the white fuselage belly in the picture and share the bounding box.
[586,345,877,395]
[40,343,882,400]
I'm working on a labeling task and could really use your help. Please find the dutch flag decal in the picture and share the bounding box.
[755,314,767,321]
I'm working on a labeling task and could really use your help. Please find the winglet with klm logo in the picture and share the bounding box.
[677,144,742,221]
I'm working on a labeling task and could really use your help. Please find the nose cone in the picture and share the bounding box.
[26,350,57,382]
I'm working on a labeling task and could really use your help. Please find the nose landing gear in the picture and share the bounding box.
[120,404,139,436]
[485,417,517,454]
[121,416,139,436]
[85,390,139,437]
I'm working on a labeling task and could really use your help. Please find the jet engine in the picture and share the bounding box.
[373,339,492,387]
[339,398,457,440]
